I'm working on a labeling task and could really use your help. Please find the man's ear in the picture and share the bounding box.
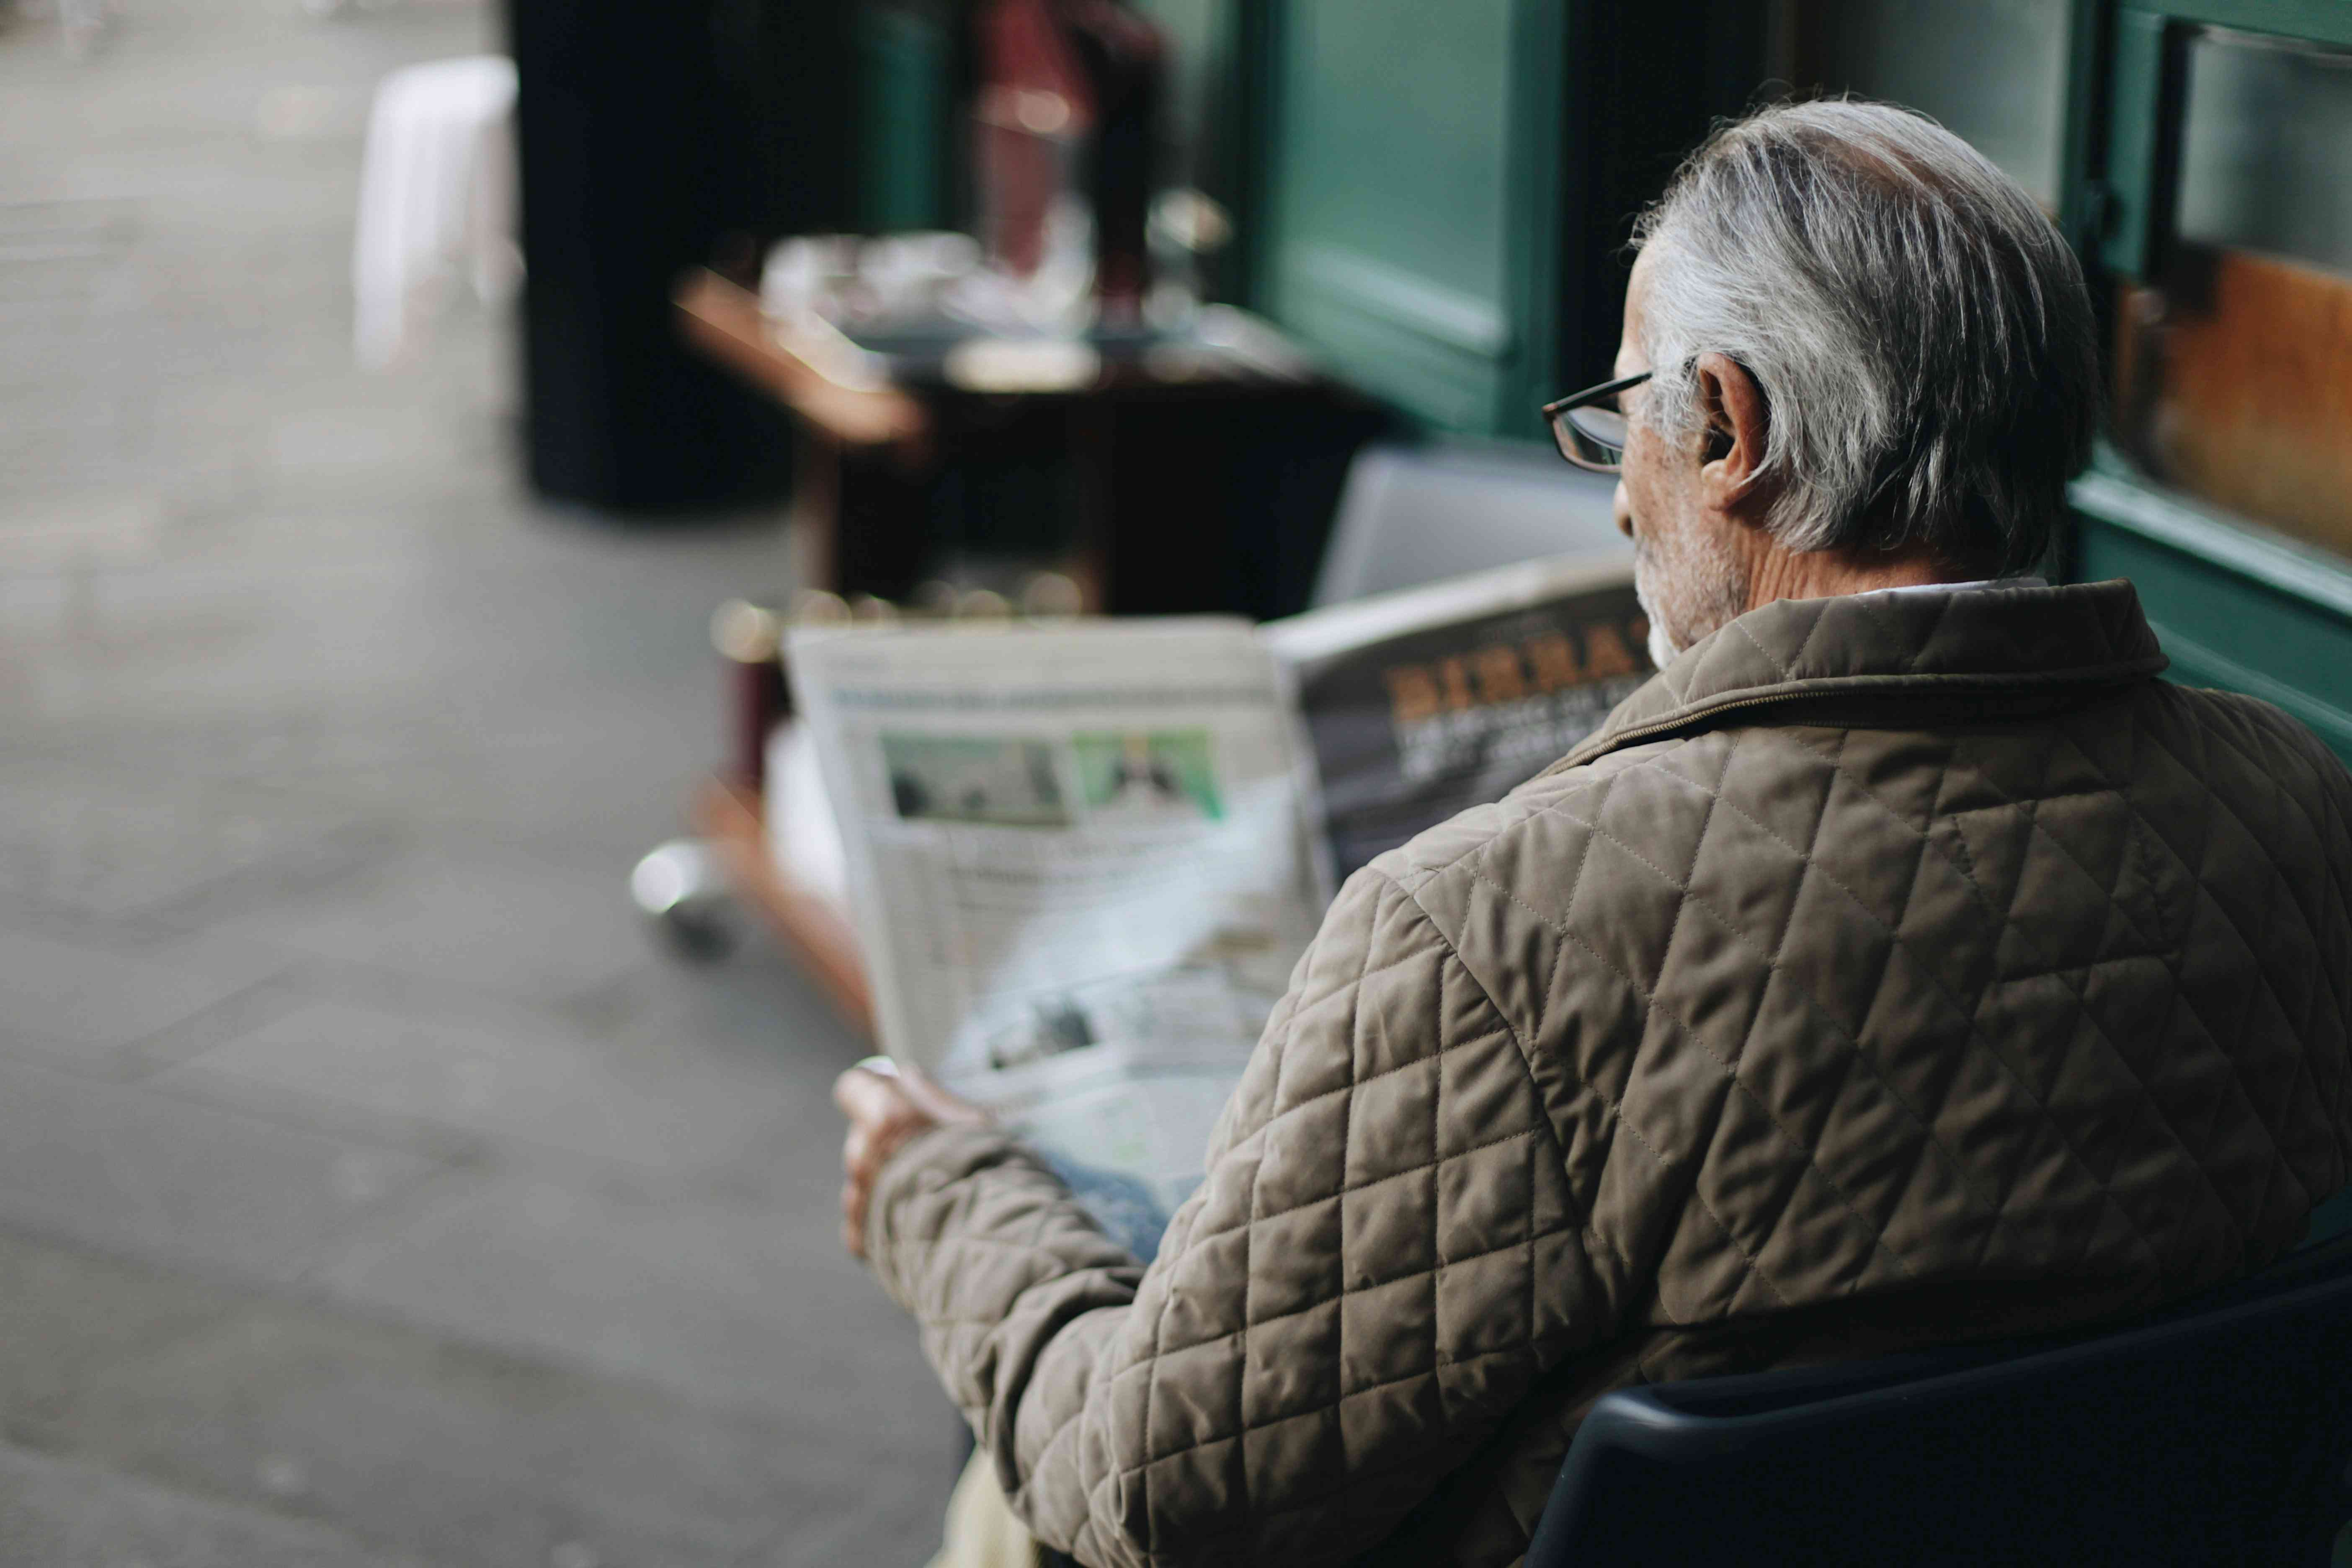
[1691,351,1771,515]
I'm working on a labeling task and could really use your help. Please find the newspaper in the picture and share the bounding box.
[789,620,1325,1211]
[1263,556,1651,882]
[787,558,1647,1212]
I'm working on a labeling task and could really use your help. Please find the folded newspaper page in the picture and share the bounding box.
[786,557,1648,1211]
[789,619,1326,1211]
[1262,555,1651,881]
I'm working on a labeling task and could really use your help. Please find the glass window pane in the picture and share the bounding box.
[2112,27,2352,564]
[2176,28,2352,276]
[1810,0,2070,207]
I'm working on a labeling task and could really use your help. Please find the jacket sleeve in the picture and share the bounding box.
[864,866,1612,1568]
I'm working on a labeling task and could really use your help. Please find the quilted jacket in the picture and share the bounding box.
[866,579,2352,1568]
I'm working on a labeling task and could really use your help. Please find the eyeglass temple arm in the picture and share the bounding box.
[1541,369,1653,418]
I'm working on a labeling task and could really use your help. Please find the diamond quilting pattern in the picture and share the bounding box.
[865,582,2352,1568]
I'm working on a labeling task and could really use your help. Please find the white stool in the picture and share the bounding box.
[351,54,520,371]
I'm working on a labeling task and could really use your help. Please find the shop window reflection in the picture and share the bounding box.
[2113,28,2352,562]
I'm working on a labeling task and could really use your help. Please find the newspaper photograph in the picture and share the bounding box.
[788,619,1325,1210]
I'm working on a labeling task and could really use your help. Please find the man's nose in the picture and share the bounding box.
[1613,480,1632,538]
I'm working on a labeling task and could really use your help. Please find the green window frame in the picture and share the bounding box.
[2061,0,2352,762]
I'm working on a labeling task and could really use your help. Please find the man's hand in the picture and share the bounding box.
[833,1060,988,1258]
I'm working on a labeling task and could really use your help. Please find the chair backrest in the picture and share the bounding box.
[1308,441,1625,608]
[1527,1238,2352,1568]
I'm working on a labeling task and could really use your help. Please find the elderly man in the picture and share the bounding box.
[833,100,2352,1568]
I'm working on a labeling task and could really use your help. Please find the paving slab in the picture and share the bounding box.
[0,1439,425,1568]
[0,923,294,1067]
[0,0,970,1557]
[0,758,394,924]
[204,843,660,1004]
[0,1224,956,1568]
[164,994,806,1173]
[0,1054,444,1279]
[306,1166,949,1432]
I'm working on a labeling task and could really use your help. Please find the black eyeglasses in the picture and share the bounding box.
[1540,371,1650,474]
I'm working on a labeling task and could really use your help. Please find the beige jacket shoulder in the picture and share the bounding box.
[867,580,2352,1568]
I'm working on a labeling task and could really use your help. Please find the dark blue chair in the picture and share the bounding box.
[1527,1228,2352,1567]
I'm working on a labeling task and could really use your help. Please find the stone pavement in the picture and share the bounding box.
[0,0,963,1561]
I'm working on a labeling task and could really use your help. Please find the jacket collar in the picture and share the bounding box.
[1556,578,2169,771]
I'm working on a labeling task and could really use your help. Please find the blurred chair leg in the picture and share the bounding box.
[629,838,738,961]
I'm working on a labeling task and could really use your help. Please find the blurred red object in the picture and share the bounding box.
[973,0,1163,320]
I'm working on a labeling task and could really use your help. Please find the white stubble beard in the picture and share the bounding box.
[1631,521,1749,674]
[1636,570,1684,671]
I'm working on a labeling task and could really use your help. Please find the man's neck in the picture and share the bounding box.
[1742,542,1986,613]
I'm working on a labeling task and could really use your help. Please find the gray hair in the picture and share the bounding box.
[1632,99,2098,575]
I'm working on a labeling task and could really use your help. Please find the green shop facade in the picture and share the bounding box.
[851,0,2352,761]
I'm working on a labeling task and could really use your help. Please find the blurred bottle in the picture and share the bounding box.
[1057,0,1163,325]
[971,0,1164,328]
